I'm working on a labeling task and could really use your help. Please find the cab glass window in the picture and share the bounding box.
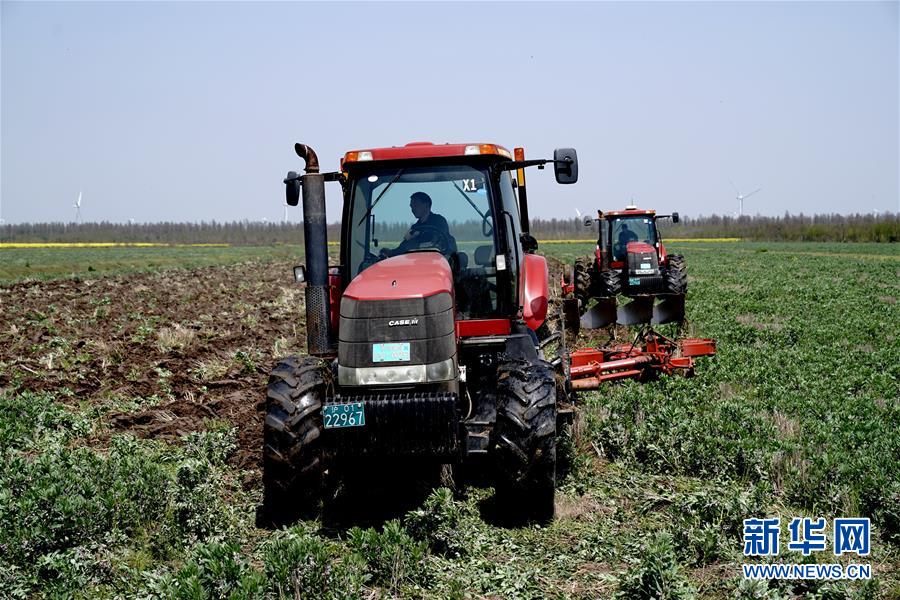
[346,164,499,317]
[611,217,657,260]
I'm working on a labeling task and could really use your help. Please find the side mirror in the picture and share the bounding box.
[553,148,578,184]
[583,216,594,227]
[520,232,538,253]
[284,171,301,206]
[672,211,680,224]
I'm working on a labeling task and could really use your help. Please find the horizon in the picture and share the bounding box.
[2,210,897,229]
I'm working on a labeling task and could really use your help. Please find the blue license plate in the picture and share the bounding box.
[629,277,640,286]
[323,403,365,429]
[372,342,410,362]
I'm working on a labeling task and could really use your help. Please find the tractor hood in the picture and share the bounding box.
[338,252,457,378]
[343,252,454,302]
[626,241,656,254]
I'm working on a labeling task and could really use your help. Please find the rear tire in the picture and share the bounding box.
[665,254,688,295]
[535,270,564,343]
[493,358,557,523]
[261,356,328,526]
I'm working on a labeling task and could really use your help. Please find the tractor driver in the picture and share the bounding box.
[380,192,454,258]
[618,222,639,246]
[615,222,639,259]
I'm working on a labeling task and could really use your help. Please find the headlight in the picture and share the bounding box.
[338,358,456,386]
[425,358,456,382]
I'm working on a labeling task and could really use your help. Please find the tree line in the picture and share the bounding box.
[1,213,897,244]
[552,213,899,243]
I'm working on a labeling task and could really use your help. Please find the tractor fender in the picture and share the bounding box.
[521,253,549,331]
[658,242,668,265]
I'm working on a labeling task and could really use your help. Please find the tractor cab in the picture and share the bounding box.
[597,206,666,266]
[341,149,519,320]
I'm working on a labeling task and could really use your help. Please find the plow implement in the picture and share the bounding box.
[568,328,716,390]
[579,294,686,329]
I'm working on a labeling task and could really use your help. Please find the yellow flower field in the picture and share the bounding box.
[537,238,742,244]
[0,242,231,248]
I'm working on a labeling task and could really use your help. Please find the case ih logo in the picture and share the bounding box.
[388,319,419,327]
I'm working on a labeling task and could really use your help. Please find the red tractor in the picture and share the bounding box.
[570,205,687,328]
[264,141,578,524]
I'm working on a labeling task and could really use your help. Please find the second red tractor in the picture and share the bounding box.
[570,205,688,327]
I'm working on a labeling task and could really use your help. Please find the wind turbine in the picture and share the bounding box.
[730,180,761,217]
[73,192,83,223]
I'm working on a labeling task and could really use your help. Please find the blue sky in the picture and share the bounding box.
[2,1,898,223]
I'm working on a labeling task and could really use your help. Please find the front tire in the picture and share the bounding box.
[599,269,622,297]
[261,356,328,525]
[573,258,594,307]
[493,358,557,523]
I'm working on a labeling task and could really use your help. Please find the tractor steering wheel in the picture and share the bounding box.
[405,225,454,255]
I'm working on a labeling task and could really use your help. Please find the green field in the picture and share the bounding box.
[0,241,898,598]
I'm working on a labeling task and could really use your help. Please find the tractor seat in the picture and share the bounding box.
[449,251,468,274]
[455,245,497,317]
[467,245,497,279]
[474,245,494,267]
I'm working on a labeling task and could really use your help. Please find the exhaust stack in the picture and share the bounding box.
[293,143,334,356]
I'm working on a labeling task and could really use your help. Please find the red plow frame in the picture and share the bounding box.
[568,328,716,390]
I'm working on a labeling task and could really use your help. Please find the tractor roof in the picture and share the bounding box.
[342,142,513,167]
[604,206,657,218]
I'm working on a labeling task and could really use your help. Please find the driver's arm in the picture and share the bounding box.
[380,225,418,257]
[397,223,423,249]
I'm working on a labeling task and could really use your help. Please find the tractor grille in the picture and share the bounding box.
[323,392,460,458]
[626,249,660,276]
[338,293,455,368]
[625,274,665,293]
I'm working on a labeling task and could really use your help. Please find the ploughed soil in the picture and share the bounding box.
[0,260,305,480]
[0,252,617,486]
